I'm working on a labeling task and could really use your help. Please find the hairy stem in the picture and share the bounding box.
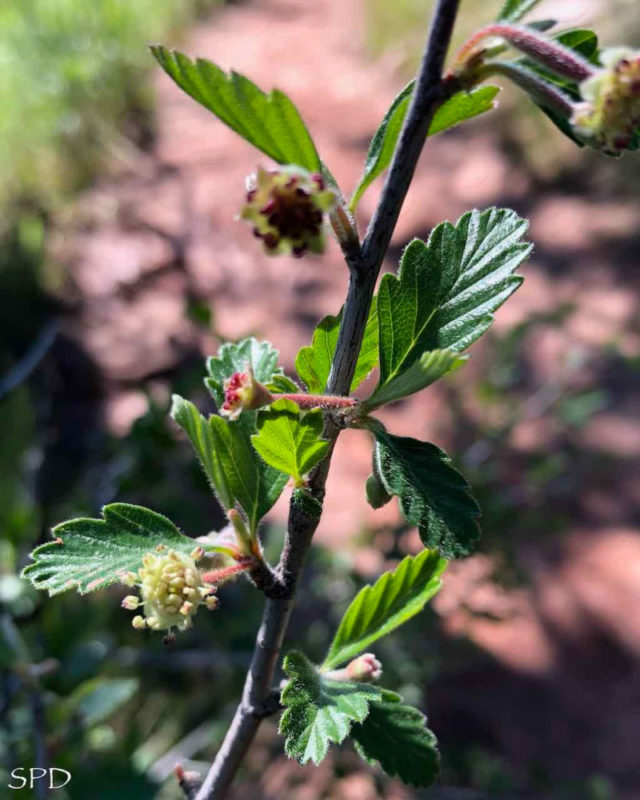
[194,2,461,796]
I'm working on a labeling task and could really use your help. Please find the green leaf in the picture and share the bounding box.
[295,298,379,394]
[497,0,542,22]
[251,399,328,483]
[171,395,234,509]
[205,338,285,408]
[22,504,196,595]
[351,694,439,787]
[280,651,385,765]
[322,549,446,670]
[171,395,287,531]
[58,678,138,729]
[209,415,288,533]
[374,429,480,559]
[364,349,466,410]
[428,85,501,137]
[151,46,320,172]
[373,208,530,402]
[349,86,499,211]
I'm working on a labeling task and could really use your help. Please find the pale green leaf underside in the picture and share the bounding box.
[351,694,440,787]
[373,208,530,404]
[280,651,386,765]
[295,298,379,394]
[365,348,466,410]
[22,504,195,596]
[59,678,139,729]
[323,549,446,669]
[374,430,481,559]
[151,46,320,172]
[172,395,287,532]
[349,85,500,211]
[252,398,328,482]
[498,0,542,22]
[205,337,285,408]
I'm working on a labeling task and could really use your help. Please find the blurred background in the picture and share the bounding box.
[1,0,639,798]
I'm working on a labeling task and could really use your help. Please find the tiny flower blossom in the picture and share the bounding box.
[121,547,218,634]
[240,165,337,257]
[220,367,273,420]
[572,48,640,155]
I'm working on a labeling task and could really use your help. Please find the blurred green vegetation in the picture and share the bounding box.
[0,0,216,226]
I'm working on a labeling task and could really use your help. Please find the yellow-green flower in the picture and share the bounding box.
[121,546,218,633]
[572,48,640,155]
[240,166,336,257]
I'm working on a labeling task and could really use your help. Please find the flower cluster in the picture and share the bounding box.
[240,165,336,257]
[572,48,640,155]
[121,546,218,633]
[220,368,273,420]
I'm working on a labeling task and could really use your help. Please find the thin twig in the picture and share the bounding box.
[194,2,462,797]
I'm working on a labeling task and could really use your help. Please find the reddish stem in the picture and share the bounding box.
[279,393,358,410]
[202,560,252,585]
[452,23,595,83]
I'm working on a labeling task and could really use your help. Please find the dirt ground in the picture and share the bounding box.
[48,0,640,796]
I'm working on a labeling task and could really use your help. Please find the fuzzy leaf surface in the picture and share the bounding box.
[22,504,195,595]
[351,694,439,787]
[151,46,320,171]
[350,86,499,210]
[205,338,285,408]
[365,349,466,410]
[296,298,379,394]
[372,208,530,404]
[323,549,446,669]
[374,430,480,559]
[280,651,385,765]
[251,399,328,482]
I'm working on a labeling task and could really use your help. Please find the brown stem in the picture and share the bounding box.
[194,1,462,797]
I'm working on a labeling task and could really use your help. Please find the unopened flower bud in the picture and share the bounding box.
[120,571,137,587]
[345,653,382,683]
[240,165,336,257]
[221,367,273,420]
[121,595,140,611]
[325,653,383,683]
[572,48,640,155]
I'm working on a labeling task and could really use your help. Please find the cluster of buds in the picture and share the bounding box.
[325,653,383,683]
[120,546,218,634]
[572,49,640,155]
[240,165,336,257]
[220,367,273,420]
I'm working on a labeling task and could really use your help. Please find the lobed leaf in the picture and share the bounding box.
[370,207,530,408]
[295,298,379,394]
[364,349,466,410]
[280,651,386,765]
[22,504,196,595]
[151,46,321,172]
[251,399,329,483]
[374,429,481,559]
[205,338,285,408]
[351,694,440,787]
[322,549,446,670]
[349,86,500,211]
